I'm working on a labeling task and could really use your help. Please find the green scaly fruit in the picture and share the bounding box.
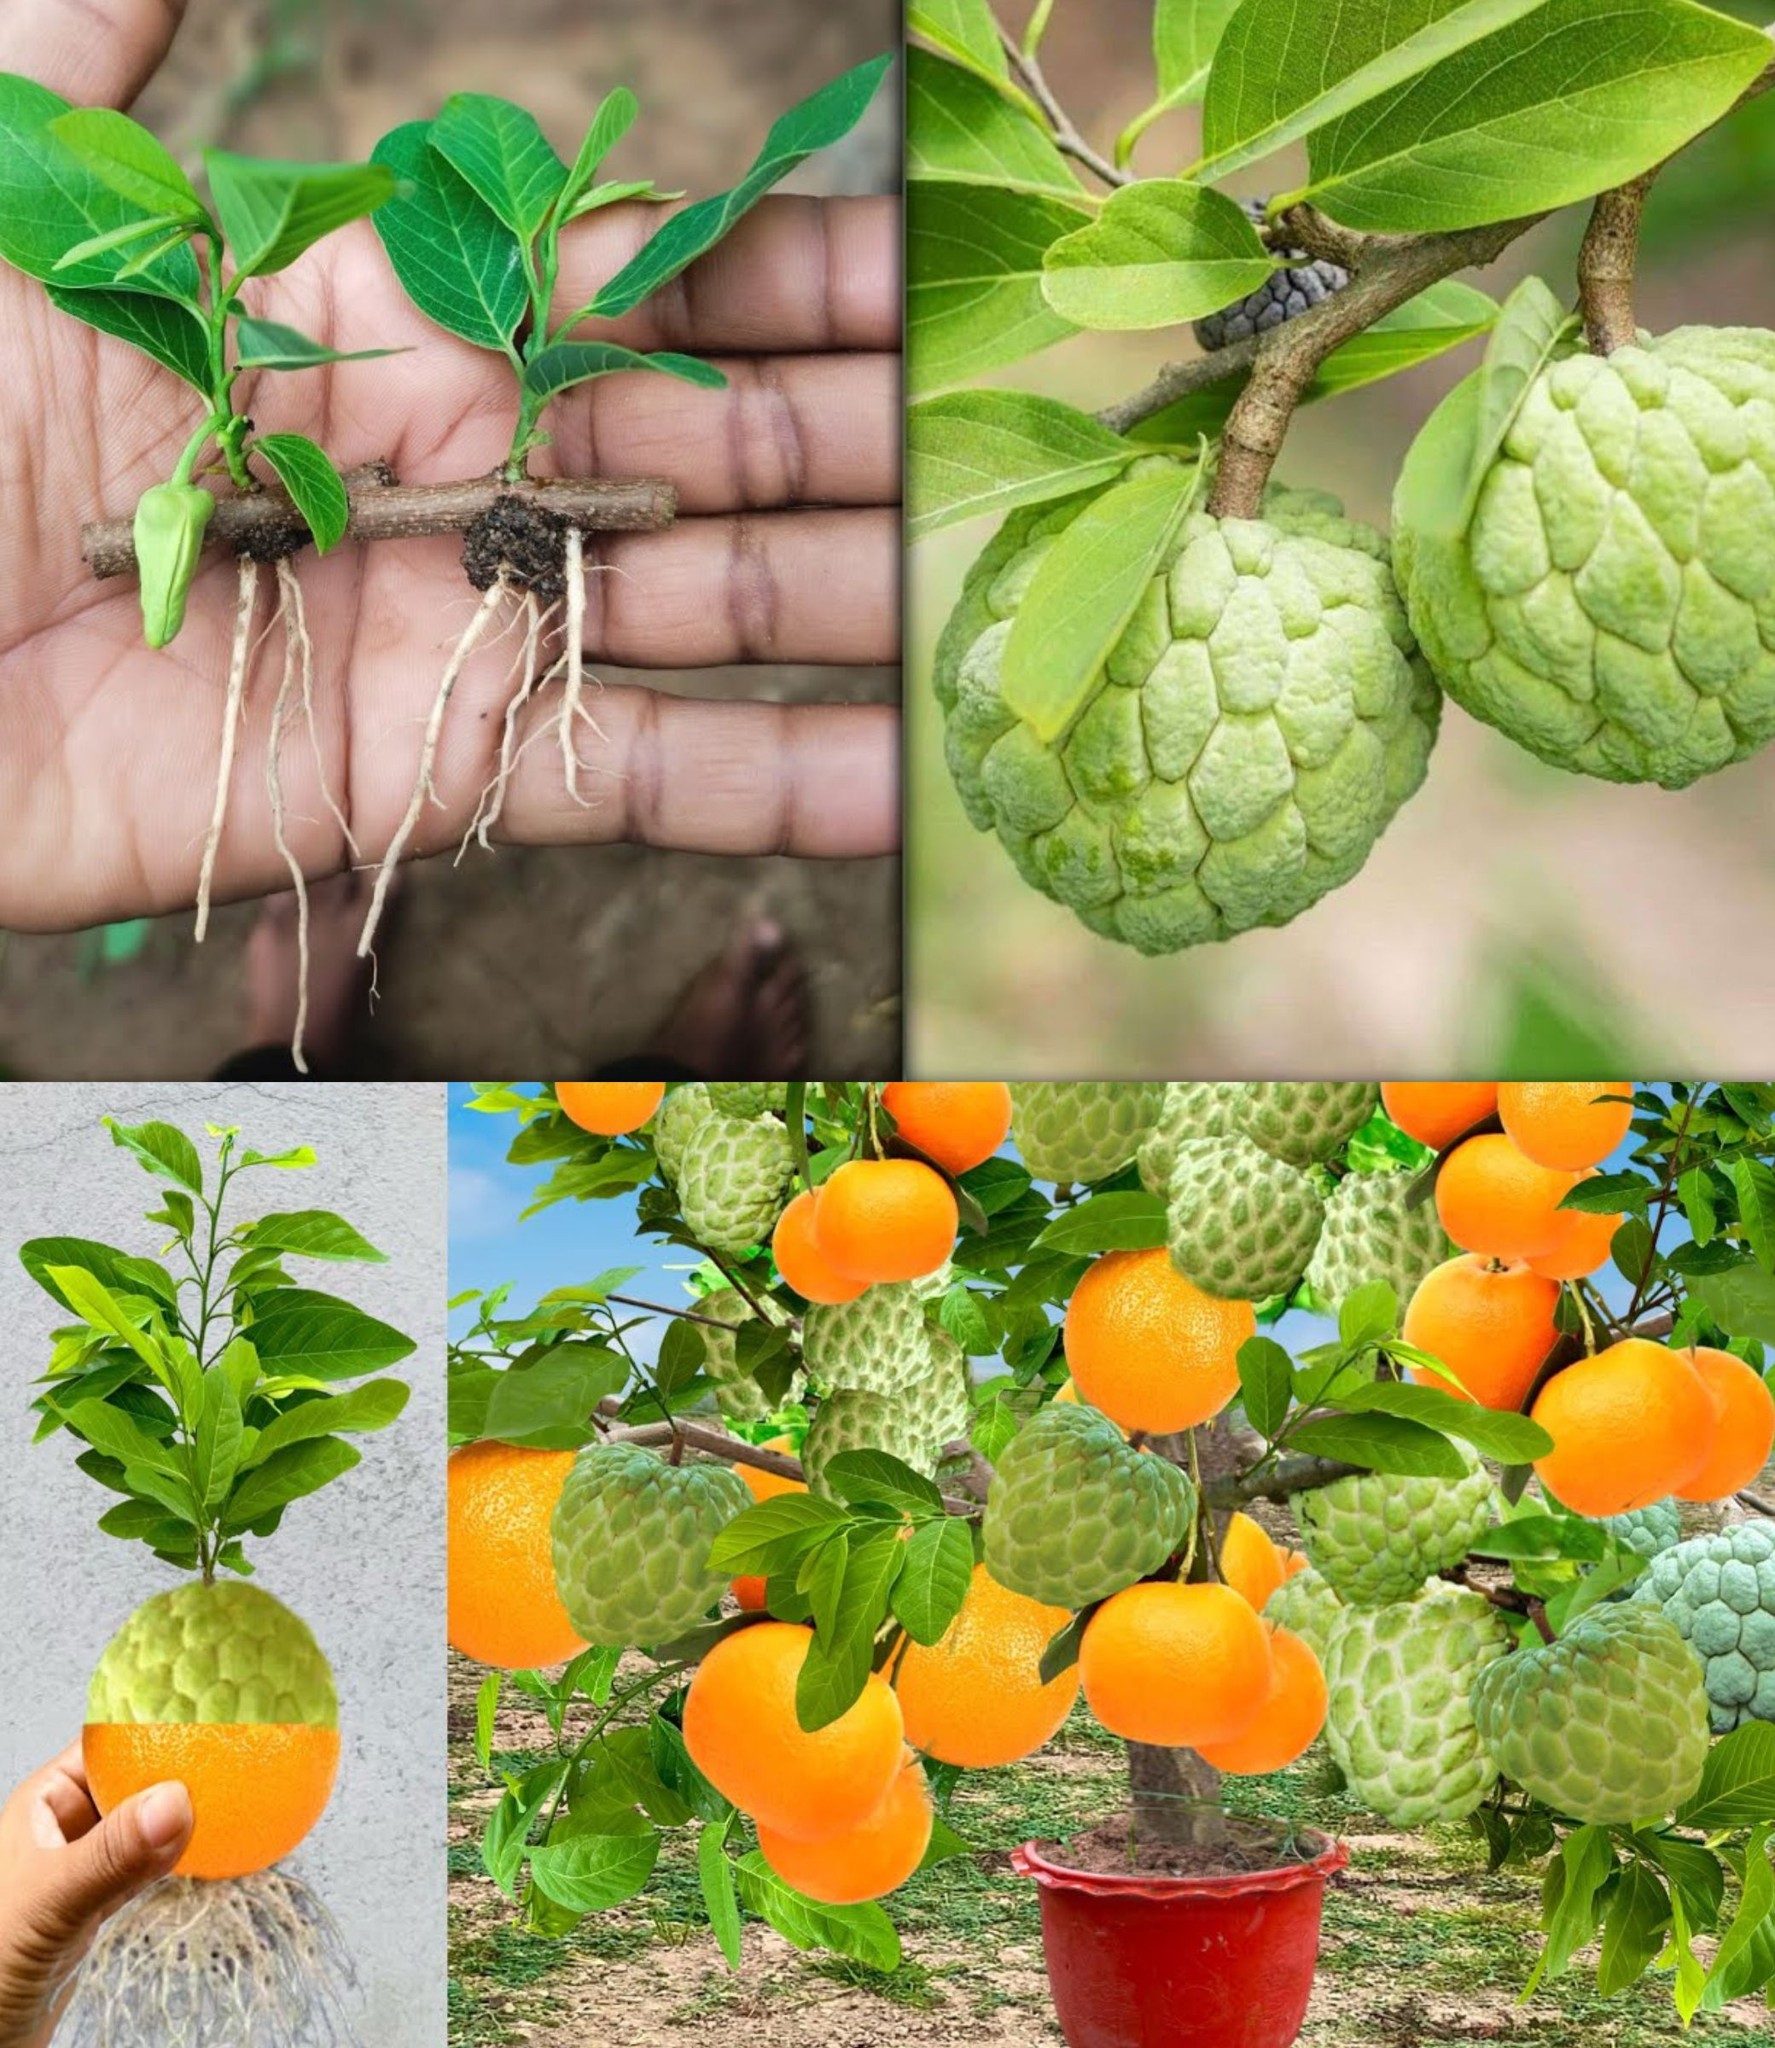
[705,1083,790,1118]
[1294,1453,1495,1607]
[88,1582,336,1726]
[1010,1082,1166,1184]
[551,1443,749,1646]
[801,1390,940,1497]
[1237,1082,1379,1166]
[1322,1586,1512,1826]
[1471,1604,1710,1824]
[1604,1499,1683,1563]
[696,1288,799,1424]
[934,469,1439,953]
[1137,1082,1247,1196]
[1636,1520,1775,1731]
[652,1083,714,1186]
[803,1281,944,1398]
[1262,1566,1344,1661]
[983,1402,1194,1609]
[1165,1134,1324,1300]
[674,1112,795,1253]
[1304,1168,1452,1313]
[907,1328,973,1450]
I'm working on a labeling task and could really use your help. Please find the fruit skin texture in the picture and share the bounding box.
[554,1080,665,1135]
[936,472,1439,954]
[448,1442,588,1669]
[1262,1565,1344,1659]
[1380,1082,1498,1151]
[682,1622,905,1841]
[1394,330,1775,790]
[1636,1521,1775,1731]
[984,1402,1195,1610]
[1471,1604,1710,1824]
[652,1082,714,1186]
[1527,1184,1623,1281]
[1305,1168,1452,1314]
[1294,1451,1495,1607]
[882,1081,1013,1175]
[1193,199,1348,351]
[1137,1080,1247,1195]
[1237,1082,1379,1166]
[756,1756,933,1903]
[1402,1254,1560,1411]
[803,1280,948,1400]
[1080,1580,1273,1747]
[1063,1246,1253,1434]
[1603,1499,1683,1561]
[1009,1082,1165,1184]
[1498,1082,1633,1171]
[1321,1586,1512,1826]
[815,1158,958,1283]
[1196,1624,1328,1775]
[1435,1134,1576,1263]
[1676,1347,1775,1502]
[675,1112,796,1253]
[551,1444,750,1646]
[1165,1133,1325,1301]
[801,1389,941,1496]
[706,1083,789,1118]
[1532,1339,1714,1516]
[894,1564,1079,1767]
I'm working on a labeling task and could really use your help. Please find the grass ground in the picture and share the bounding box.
[446,1651,1775,2047]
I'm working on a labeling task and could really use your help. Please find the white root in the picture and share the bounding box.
[268,559,312,1075]
[459,593,561,859]
[195,555,261,942]
[285,561,358,863]
[559,524,594,804]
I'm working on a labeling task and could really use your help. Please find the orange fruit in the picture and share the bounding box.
[682,1622,905,1841]
[1435,1135,1578,1263]
[772,1190,868,1304]
[84,1721,339,1880]
[739,1437,806,1505]
[554,1081,666,1136]
[1532,1338,1716,1516]
[1219,1513,1286,1612]
[1675,1347,1775,1502]
[756,1755,932,1904]
[1063,1248,1253,1434]
[1498,1082,1634,1172]
[882,1082,1013,1176]
[814,1159,958,1284]
[1381,1083,1499,1151]
[1402,1254,1561,1411]
[1527,1173,1622,1281]
[1279,1547,1310,1581]
[1196,1627,1328,1776]
[1079,1581,1273,1749]
[448,1442,587,1670]
[733,1576,769,1612]
[894,1564,1078,1768]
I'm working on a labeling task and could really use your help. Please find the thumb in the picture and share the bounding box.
[38,1783,192,1930]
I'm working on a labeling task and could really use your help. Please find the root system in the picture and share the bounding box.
[195,557,262,943]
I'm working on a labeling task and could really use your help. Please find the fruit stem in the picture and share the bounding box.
[1577,176,1652,356]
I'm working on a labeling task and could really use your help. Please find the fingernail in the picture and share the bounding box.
[138,1782,192,1852]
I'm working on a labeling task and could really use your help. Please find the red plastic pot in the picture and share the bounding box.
[1012,1830,1348,2048]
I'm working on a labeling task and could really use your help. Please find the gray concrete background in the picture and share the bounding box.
[0,1082,446,2047]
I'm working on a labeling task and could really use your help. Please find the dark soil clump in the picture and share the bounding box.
[1046,1811,1326,1880]
[464,494,570,600]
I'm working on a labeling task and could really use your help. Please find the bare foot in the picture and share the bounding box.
[244,871,382,1071]
[653,918,811,1079]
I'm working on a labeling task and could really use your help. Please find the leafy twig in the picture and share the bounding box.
[996,21,1128,190]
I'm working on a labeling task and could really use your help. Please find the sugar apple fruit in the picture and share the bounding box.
[802,1281,946,1398]
[652,1083,714,1186]
[983,1402,1195,1609]
[1322,1586,1512,1825]
[1237,1081,1379,1166]
[1194,198,1350,353]
[705,1083,789,1118]
[1165,1133,1325,1299]
[697,1288,799,1424]
[802,1389,941,1497]
[1604,1499,1683,1562]
[674,1111,795,1253]
[910,1327,973,1449]
[1636,1520,1775,1731]
[1010,1082,1165,1184]
[1394,328,1775,790]
[1304,1168,1452,1313]
[1471,1604,1710,1824]
[552,1443,749,1646]
[1137,1081,1247,1196]
[1262,1565,1344,1660]
[935,468,1439,953]
[88,1582,337,1726]
[1295,1453,1495,1607]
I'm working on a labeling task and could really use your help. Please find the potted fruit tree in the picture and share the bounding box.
[451,1079,1775,2042]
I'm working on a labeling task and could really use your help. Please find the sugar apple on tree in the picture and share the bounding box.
[673,1111,795,1253]
[1009,1082,1166,1184]
[1262,1565,1344,1660]
[983,1401,1195,1609]
[1304,1168,1452,1313]
[1472,1604,1710,1824]
[1636,1520,1775,1731]
[802,1281,945,1398]
[1294,1453,1495,1607]
[652,1083,714,1186]
[801,1389,941,1497]
[1193,197,1350,353]
[1165,1133,1325,1300]
[1394,328,1775,789]
[935,468,1439,954]
[1604,1498,1683,1562]
[552,1443,749,1646]
[909,1327,973,1449]
[1137,1081,1247,1196]
[1322,1585,1512,1826]
[705,1083,789,1118]
[696,1288,799,1424]
[87,1582,337,1727]
[1237,1082,1379,1167]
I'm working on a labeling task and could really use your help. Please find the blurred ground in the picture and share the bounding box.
[0,0,901,1079]
[908,0,1775,1079]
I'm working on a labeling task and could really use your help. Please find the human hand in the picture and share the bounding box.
[0,1744,193,2048]
[0,0,900,932]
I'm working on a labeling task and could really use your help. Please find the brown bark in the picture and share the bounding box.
[1578,177,1653,355]
[1127,1742,1227,1849]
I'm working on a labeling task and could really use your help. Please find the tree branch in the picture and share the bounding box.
[1578,175,1653,356]
[997,22,1129,190]
[1200,1452,1364,1508]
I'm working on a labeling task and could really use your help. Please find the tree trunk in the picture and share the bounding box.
[1127,1743,1227,1848]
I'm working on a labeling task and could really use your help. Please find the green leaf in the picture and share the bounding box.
[1734,1160,1775,1273]
[908,389,1136,541]
[795,1528,905,1732]
[244,1378,410,1465]
[563,88,639,208]
[1537,1824,1616,1984]
[1044,180,1273,331]
[22,1236,173,1314]
[698,1824,744,1971]
[735,1851,902,1968]
[1289,1410,1471,1478]
[1559,1171,1651,1215]
[908,0,1010,83]
[483,1348,624,1449]
[239,1144,318,1169]
[1338,1378,1552,1461]
[233,316,404,370]
[223,1435,361,1528]
[1237,1335,1294,1442]
[64,1397,181,1477]
[820,1450,944,1516]
[1703,1824,1774,2006]
[47,1266,169,1380]
[1598,1861,1670,1996]
[1000,460,1201,744]
[1031,1192,1168,1257]
[565,179,679,219]
[520,341,727,407]
[204,149,395,277]
[528,1829,660,1912]
[709,1495,848,1576]
[242,1208,386,1262]
[1146,0,1245,117]
[1457,276,1574,528]
[1680,1166,1719,1246]
[245,1288,418,1380]
[251,434,350,554]
[48,108,206,222]
[42,282,210,390]
[590,56,892,319]
[51,213,188,271]
[474,1671,500,1773]
[908,179,1085,394]
[894,1517,976,1645]
[907,47,1080,198]
[937,1284,994,1356]
[103,1117,203,1192]
[431,94,567,238]
[1697,1263,1775,1347]
[96,1500,191,1546]
[371,120,526,350]
[1338,1280,1399,1352]
[194,1367,244,1513]
[1678,1721,1775,1830]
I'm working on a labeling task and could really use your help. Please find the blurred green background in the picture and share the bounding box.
[908,0,1775,1080]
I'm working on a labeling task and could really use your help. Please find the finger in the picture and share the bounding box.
[34,1751,99,1846]
[34,1782,190,1928]
[587,509,898,668]
[548,195,899,355]
[501,695,899,859]
[550,352,900,516]
[0,0,188,109]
